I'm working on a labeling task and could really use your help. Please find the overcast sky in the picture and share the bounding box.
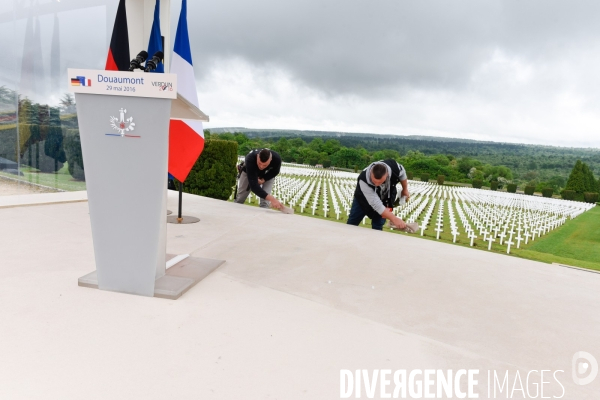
[173,0,600,148]
[2,1,599,148]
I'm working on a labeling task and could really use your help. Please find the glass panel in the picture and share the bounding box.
[0,0,115,195]
[0,2,19,194]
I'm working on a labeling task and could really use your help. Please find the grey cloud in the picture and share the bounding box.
[183,0,600,96]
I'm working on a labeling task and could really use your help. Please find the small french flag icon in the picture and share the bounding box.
[76,76,91,87]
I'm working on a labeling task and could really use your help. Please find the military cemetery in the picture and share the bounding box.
[233,163,597,268]
[1,0,600,398]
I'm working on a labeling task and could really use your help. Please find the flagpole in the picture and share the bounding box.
[178,181,183,223]
[167,179,200,224]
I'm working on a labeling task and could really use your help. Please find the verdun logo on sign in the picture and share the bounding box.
[106,108,140,138]
[151,81,173,91]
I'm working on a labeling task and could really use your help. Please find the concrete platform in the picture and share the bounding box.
[0,191,599,399]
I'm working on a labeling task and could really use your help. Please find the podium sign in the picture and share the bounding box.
[69,69,177,296]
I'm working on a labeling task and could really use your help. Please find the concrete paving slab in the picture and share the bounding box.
[78,255,225,300]
[0,191,598,399]
[0,190,87,208]
[0,175,58,196]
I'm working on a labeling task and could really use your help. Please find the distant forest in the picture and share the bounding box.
[208,128,600,193]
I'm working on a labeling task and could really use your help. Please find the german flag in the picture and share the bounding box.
[105,0,130,71]
[71,76,91,86]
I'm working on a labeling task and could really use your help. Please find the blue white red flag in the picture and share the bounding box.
[168,0,205,182]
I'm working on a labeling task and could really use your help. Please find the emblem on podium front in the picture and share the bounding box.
[109,108,137,137]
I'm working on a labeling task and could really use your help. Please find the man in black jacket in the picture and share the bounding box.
[347,160,410,230]
[235,148,283,210]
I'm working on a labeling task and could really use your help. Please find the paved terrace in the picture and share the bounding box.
[0,191,599,399]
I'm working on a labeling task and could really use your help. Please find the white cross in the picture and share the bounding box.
[487,236,496,250]
[505,238,515,254]
[435,227,443,240]
[524,231,531,244]
[516,235,523,249]
[498,232,506,245]
[469,232,477,247]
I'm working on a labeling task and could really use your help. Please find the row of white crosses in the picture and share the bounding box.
[241,163,595,255]
[447,201,461,243]
[275,164,359,220]
[434,201,445,239]
[395,181,594,253]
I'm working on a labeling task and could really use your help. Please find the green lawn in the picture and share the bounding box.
[511,206,600,271]
[0,162,86,192]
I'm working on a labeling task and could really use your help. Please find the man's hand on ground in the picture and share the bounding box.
[390,216,406,229]
[270,197,283,210]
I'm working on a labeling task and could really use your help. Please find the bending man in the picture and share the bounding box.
[235,148,283,210]
[347,160,410,230]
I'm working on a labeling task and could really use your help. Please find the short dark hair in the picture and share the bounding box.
[259,149,271,162]
[372,164,387,180]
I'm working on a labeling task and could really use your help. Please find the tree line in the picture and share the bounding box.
[208,131,599,197]
[208,131,513,185]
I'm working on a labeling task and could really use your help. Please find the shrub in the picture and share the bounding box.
[561,190,575,200]
[584,192,599,203]
[22,140,64,173]
[44,126,66,164]
[524,186,535,195]
[421,173,430,182]
[507,184,517,193]
[64,129,85,181]
[437,175,445,185]
[0,125,17,162]
[407,171,414,180]
[322,159,331,168]
[19,124,41,156]
[184,139,238,200]
[472,179,483,189]
[490,181,498,191]
[542,188,554,198]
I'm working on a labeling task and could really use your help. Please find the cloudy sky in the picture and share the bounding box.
[176,0,600,148]
[2,0,599,148]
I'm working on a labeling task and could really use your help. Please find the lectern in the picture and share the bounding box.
[70,68,220,298]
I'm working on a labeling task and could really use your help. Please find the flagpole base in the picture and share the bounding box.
[167,215,200,224]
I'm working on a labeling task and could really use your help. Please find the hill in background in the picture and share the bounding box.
[208,128,600,185]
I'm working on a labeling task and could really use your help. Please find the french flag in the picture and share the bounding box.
[168,0,204,182]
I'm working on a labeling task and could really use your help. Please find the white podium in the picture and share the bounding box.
[69,69,222,298]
